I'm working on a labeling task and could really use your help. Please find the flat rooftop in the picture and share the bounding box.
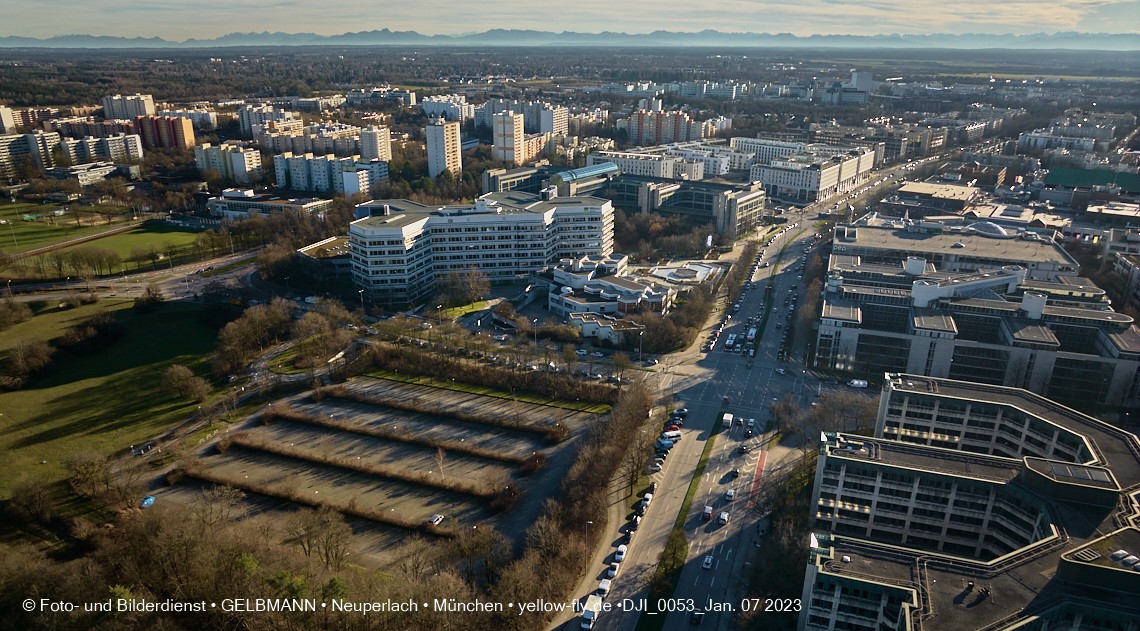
[1006,320,1060,345]
[898,181,979,201]
[821,299,861,323]
[836,224,1077,268]
[913,309,957,333]
[353,192,609,229]
[830,436,1022,483]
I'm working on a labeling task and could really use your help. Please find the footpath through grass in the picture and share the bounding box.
[29,224,204,275]
[362,369,612,413]
[0,299,217,499]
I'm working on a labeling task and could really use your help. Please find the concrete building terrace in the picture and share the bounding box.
[800,374,1140,631]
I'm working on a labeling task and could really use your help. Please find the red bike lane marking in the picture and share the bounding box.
[747,450,768,509]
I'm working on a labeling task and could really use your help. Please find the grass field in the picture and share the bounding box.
[0,298,218,499]
[19,224,204,277]
[0,199,134,255]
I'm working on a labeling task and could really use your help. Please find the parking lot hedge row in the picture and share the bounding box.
[166,458,459,538]
[261,402,535,467]
[359,343,619,405]
[224,431,501,500]
[320,385,562,440]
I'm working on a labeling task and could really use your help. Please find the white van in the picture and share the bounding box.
[596,579,611,599]
[641,493,654,508]
[848,379,869,388]
[661,430,682,441]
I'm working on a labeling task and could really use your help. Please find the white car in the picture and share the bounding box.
[648,463,662,472]
[775,368,787,375]
[615,545,627,562]
[593,351,604,358]
[576,349,588,356]
[428,514,446,526]
[702,555,714,569]
[726,489,735,501]
[608,562,620,578]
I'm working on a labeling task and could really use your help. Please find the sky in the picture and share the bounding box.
[2,0,1139,40]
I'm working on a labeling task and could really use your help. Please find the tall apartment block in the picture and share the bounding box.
[59,134,144,165]
[237,105,297,138]
[627,110,711,146]
[102,94,156,120]
[801,374,1140,631]
[0,131,62,178]
[350,192,614,303]
[272,152,387,195]
[492,111,526,165]
[134,116,195,149]
[0,106,15,133]
[194,142,263,184]
[359,126,392,162]
[426,118,462,179]
[157,108,218,130]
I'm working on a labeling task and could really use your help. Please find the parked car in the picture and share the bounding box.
[608,562,620,578]
[428,514,446,526]
[615,545,627,562]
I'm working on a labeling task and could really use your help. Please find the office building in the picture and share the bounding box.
[350,192,614,303]
[205,188,333,221]
[801,374,1140,631]
[600,175,765,239]
[238,105,298,139]
[0,131,62,179]
[359,126,392,162]
[102,94,155,120]
[1113,254,1140,310]
[194,142,263,184]
[548,256,673,316]
[814,220,1140,407]
[426,118,462,179]
[134,116,195,149]
[346,87,417,107]
[59,133,144,165]
[750,148,876,203]
[0,106,15,133]
[157,108,218,130]
[586,151,704,180]
[879,181,981,217]
[45,162,120,186]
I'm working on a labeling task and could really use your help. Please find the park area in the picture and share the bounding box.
[159,377,597,567]
[11,224,205,279]
[0,298,217,507]
[0,199,136,255]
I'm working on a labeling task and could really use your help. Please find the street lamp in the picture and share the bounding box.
[358,289,365,312]
[584,520,593,574]
[532,318,538,345]
[437,304,443,325]
[284,277,290,295]
[639,330,644,364]
[6,279,11,298]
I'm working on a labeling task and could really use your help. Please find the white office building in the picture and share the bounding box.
[586,151,704,180]
[350,192,614,303]
[750,148,875,203]
[102,94,155,120]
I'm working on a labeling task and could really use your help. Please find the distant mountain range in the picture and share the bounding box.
[0,29,1138,50]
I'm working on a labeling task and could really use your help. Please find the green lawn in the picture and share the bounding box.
[0,298,218,499]
[0,199,134,255]
[22,224,204,277]
[440,301,488,319]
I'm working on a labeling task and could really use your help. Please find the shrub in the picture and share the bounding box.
[490,482,520,513]
[519,451,546,475]
[545,422,569,444]
[58,312,123,355]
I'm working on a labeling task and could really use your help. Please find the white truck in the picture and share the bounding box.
[722,413,734,429]
[581,594,603,628]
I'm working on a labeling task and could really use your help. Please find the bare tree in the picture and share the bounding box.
[434,447,447,479]
[190,485,247,529]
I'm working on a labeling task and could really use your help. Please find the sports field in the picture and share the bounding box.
[0,199,134,254]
